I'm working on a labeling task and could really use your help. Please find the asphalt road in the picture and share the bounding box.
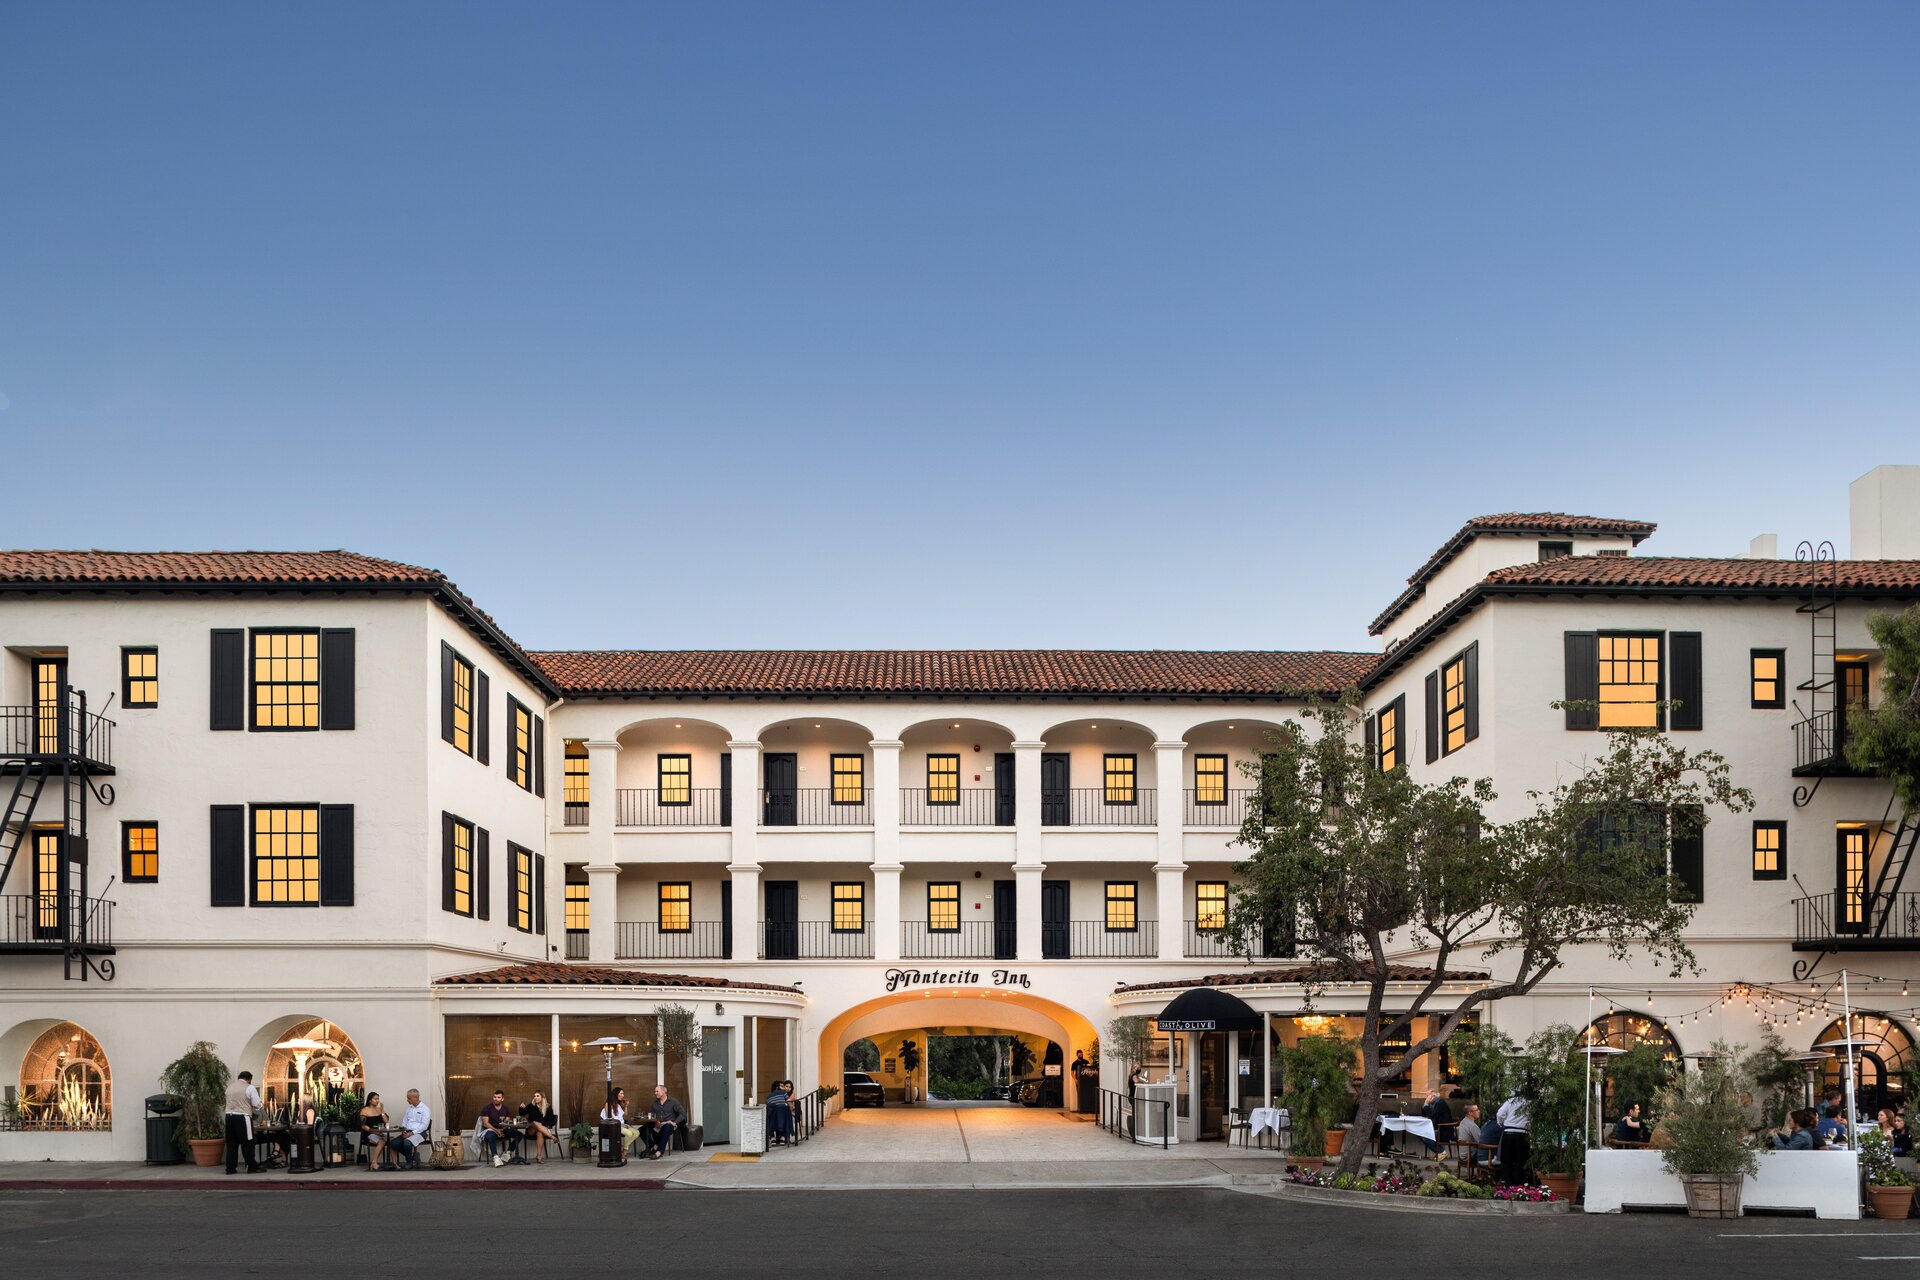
[2,1188,1917,1278]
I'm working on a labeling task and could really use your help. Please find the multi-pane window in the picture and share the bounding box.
[1598,634,1662,728]
[1104,754,1137,804]
[1194,755,1227,805]
[251,630,321,730]
[511,846,534,932]
[122,648,158,708]
[659,755,692,805]
[448,819,474,916]
[1839,825,1869,931]
[252,806,319,906]
[123,822,158,882]
[1538,540,1574,561]
[928,755,961,805]
[449,653,474,754]
[565,881,589,933]
[564,742,589,820]
[1442,655,1469,754]
[33,829,61,933]
[659,882,692,933]
[1195,881,1228,930]
[509,700,533,790]
[831,755,865,805]
[928,882,960,932]
[34,660,64,752]
[1105,881,1138,931]
[831,882,866,932]
[1752,821,1786,881]
[1750,650,1785,709]
[1378,701,1401,771]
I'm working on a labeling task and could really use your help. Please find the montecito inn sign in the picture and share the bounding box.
[882,968,1033,993]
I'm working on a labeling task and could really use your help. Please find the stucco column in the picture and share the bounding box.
[1014,865,1045,961]
[586,738,619,843]
[870,739,903,864]
[1152,741,1188,960]
[872,862,903,962]
[728,863,760,960]
[1155,864,1187,962]
[727,741,761,867]
[1012,741,1047,960]
[586,863,619,963]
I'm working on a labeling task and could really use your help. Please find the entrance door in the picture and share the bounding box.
[1838,825,1870,934]
[33,657,67,754]
[1198,1032,1230,1140]
[1836,660,1871,753]
[721,881,734,960]
[994,753,1015,826]
[1041,880,1070,958]
[1040,754,1070,826]
[993,880,1017,959]
[701,1027,732,1144]
[720,753,733,826]
[763,754,797,827]
[31,828,66,941]
[764,881,799,959]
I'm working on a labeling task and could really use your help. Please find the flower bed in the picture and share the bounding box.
[1283,1162,1556,1203]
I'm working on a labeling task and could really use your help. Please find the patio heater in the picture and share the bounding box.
[1787,1052,1829,1111]
[271,1036,335,1123]
[580,1036,635,1169]
[1578,1045,1625,1149]
[1812,1035,1864,1151]
[579,1036,634,1113]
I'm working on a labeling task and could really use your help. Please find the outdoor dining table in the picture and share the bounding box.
[1376,1114,1437,1153]
[1247,1106,1289,1141]
[363,1125,409,1169]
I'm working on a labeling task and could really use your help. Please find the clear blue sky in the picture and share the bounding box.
[3,2,1914,653]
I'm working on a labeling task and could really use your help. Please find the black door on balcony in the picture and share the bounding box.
[764,880,798,958]
[993,880,1017,959]
[763,754,797,827]
[720,753,733,826]
[31,828,67,941]
[721,881,734,960]
[1040,754,1070,826]
[994,753,1015,826]
[1041,879,1070,958]
[32,657,68,755]
[1836,661,1871,755]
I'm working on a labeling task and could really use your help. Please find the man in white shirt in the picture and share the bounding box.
[224,1070,263,1175]
[1495,1094,1532,1184]
[396,1089,432,1170]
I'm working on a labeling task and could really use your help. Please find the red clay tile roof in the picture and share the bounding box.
[1114,963,1489,994]
[529,649,1377,698]
[1481,555,1920,591]
[1371,512,1658,635]
[435,962,802,994]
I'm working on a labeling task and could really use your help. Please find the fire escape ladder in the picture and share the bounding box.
[1792,540,1839,808]
[0,761,50,896]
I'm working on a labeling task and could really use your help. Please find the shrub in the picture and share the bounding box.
[1656,1040,1760,1184]
[159,1041,230,1151]
[1417,1171,1492,1199]
[1861,1129,1912,1188]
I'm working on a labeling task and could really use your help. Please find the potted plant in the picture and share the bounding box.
[1861,1128,1914,1220]
[1278,1031,1355,1170]
[1514,1025,1589,1200]
[569,1121,596,1160]
[160,1041,231,1167]
[897,1037,924,1105]
[1656,1040,1759,1219]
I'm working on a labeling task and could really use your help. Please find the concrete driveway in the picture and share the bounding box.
[774,1099,1277,1163]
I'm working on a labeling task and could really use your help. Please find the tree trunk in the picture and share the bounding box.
[1338,1007,1386,1177]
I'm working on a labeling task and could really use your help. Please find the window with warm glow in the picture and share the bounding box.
[253,806,319,905]
[33,829,61,932]
[659,882,692,933]
[122,648,158,708]
[1598,634,1661,728]
[564,743,590,803]
[509,701,533,790]
[123,822,158,882]
[449,653,474,753]
[832,882,866,932]
[34,660,64,752]
[1194,755,1227,805]
[1750,650,1785,709]
[1442,655,1469,753]
[1840,824,1868,929]
[1195,881,1228,930]
[449,819,474,916]
[928,882,960,931]
[658,754,691,805]
[831,754,865,805]
[511,846,534,932]
[928,754,960,805]
[565,881,589,933]
[1104,754,1137,804]
[251,630,320,730]
[1377,701,1401,771]
[1751,821,1785,880]
[1105,881,1138,931]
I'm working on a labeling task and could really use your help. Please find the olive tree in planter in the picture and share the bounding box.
[1106,1016,1155,1078]
[1656,1041,1759,1219]
[1278,1031,1355,1166]
[160,1041,231,1167]
[897,1037,924,1105]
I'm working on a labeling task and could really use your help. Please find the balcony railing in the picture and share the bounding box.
[563,802,589,827]
[1183,790,1257,828]
[1183,920,1294,959]
[1041,789,1156,827]
[761,921,873,959]
[1793,890,1920,949]
[565,931,589,960]
[0,893,114,950]
[616,788,729,826]
[616,920,729,960]
[900,920,1008,959]
[0,699,115,769]
[761,789,872,827]
[1042,920,1157,958]
[899,789,1010,827]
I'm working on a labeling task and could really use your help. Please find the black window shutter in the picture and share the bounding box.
[475,670,491,765]
[476,827,491,921]
[1671,805,1706,903]
[504,698,518,781]
[210,630,245,731]
[1463,642,1481,743]
[441,813,457,913]
[1424,672,1440,764]
[1564,632,1599,730]
[1364,713,1378,770]
[319,804,354,905]
[720,752,733,825]
[320,629,355,730]
[534,715,546,797]
[440,643,457,745]
[535,854,547,934]
[210,804,245,906]
[1670,632,1703,731]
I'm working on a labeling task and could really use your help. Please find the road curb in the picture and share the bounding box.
[0,1178,670,1192]
[1245,1178,1572,1216]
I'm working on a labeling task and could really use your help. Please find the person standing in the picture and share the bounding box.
[1495,1092,1532,1185]
[224,1070,262,1175]
[646,1084,688,1160]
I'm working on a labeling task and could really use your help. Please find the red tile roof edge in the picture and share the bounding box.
[434,962,802,994]
[1114,964,1489,993]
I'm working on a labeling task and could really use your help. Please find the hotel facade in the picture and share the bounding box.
[5,467,1920,1160]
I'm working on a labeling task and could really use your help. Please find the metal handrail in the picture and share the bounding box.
[615,920,728,960]
[1040,789,1157,827]
[899,919,1000,959]
[0,893,114,947]
[616,789,728,826]
[0,699,115,767]
[899,789,1009,826]
[1098,1087,1169,1150]
[760,789,873,827]
[761,921,874,959]
[1182,789,1257,827]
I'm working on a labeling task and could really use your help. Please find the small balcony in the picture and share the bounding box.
[1043,920,1157,958]
[615,789,729,826]
[900,920,1010,960]
[1793,891,1920,950]
[762,921,874,959]
[1041,789,1156,827]
[900,789,1010,827]
[616,920,730,960]
[1183,920,1293,960]
[0,699,115,773]
[1792,711,1871,777]
[0,893,115,954]
[1182,790,1257,828]
[761,789,871,827]
[564,931,588,960]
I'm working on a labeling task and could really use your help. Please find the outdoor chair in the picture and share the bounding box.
[537,1127,566,1161]
[1226,1109,1254,1148]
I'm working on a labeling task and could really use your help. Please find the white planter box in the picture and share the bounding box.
[1585,1148,1861,1220]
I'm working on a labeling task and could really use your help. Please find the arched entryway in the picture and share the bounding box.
[1813,1013,1914,1114]
[15,1020,111,1131]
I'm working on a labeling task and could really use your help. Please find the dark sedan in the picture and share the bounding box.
[843,1071,887,1108]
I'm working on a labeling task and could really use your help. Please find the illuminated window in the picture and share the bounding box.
[448,818,474,917]
[18,1021,111,1131]
[121,648,158,708]
[1750,650,1785,709]
[1105,881,1138,931]
[32,829,61,935]
[1194,755,1227,805]
[123,822,158,882]
[511,846,534,932]
[831,755,865,805]
[927,754,960,805]
[928,882,960,932]
[565,881,589,933]
[1598,634,1661,728]
[831,882,866,932]
[658,754,691,805]
[1104,754,1137,804]
[34,659,64,753]
[252,806,319,906]
[1376,699,1402,771]
[1442,655,1469,754]
[1195,881,1228,930]
[1752,821,1785,880]
[509,699,533,790]
[1840,824,1869,931]
[564,742,589,822]
[659,882,692,933]
[449,652,474,754]
[251,630,320,730]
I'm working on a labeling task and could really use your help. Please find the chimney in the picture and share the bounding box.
[1747,534,1778,560]
[1850,465,1920,560]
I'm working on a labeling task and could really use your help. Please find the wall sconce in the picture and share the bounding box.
[715,1002,726,1016]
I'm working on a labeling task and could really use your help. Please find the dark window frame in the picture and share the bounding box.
[446,815,476,918]
[928,881,961,932]
[1103,753,1138,805]
[564,741,590,811]
[1751,649,1787,710]
[121,646,158,709]
[927,754,961,805]
[507,697,534,791]
[447,647,476,756]
[122,820,159,883]
[248,803,321,908]
[248,628,322,733]
[1194,754,1228,805]
[658,881,693,933]
[1538,540,1574,561]
[510,844,535,933]
[658,753,693,805]
[1377,694,1406,771]
[1596,630,1666,731]
[1752,820,1787,881]
[830,754,866,806]
[1195,880,1228,930]
[831,881,867,933]
[1440,649,1470,756]
[564,880,590,934]
[1105,880,1139,932]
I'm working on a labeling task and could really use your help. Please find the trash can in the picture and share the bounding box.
[144,1094,183,1165]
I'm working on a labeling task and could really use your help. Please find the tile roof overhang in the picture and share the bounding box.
[1114,963,1489,994]
[434,962,802,994]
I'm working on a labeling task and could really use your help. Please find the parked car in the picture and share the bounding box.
[843,1071,886,1108]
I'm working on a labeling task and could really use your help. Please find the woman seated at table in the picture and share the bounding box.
[766,1080,794,1147]
[358,1092,390,1171]
[1772,1108,1817,1150]
[521,1091,558,1164]
[601,1087,639,1155]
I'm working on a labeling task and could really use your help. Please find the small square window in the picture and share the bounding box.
[1752,821,1786,881]
[123,821,158,882]
[1105,881,1137,932]
[1751,650,1786,710]
[1538,541,1574,561]
[122,648,158,708]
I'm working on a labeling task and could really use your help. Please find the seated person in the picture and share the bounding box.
[646,1084,689,1160]
[521,1091,558,1165]
[478,1090,519,1166]
[1455,1103,1485,1167]
[767,1080,794,1147]
[1815,1104,1848,1146]
[1612,1101,1646,1146]
[358,1092,390,1170]
[395,1089,431,1169]
[1887,1112,1913,1156]
[1773,1108,1817,1150]
[1418,1089,1452,1152]
[601,1088,639,1155]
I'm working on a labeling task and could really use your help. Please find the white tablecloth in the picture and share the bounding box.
[1247,1107,1288,1137]
[1377,1115,1437,1142]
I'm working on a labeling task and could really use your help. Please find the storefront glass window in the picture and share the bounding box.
[443,1015,553,1134]
[558,1015,658,1126]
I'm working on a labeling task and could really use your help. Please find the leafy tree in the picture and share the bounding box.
[1604,1042,1676,1129]
[1227,696,1752,1177]
[1743,1023,1805,1133]
[1105,1016,1156,1074]
[1846,603,1920,808]
[1514,1025,1588,1176]
[1657,1040,1760,1185]
[843,1038,881,1072]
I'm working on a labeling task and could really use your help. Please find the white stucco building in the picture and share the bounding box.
[5,468,1919,1160]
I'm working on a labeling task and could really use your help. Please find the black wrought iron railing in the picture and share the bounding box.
[564,931,589,960]
[0,700,114,767]
[1793,890,1920,945]
[794,1087,829,1140]
[1183,789,1256,827]
[616,788,729,826]
[760,789,872,826]
[1043,920,1157,959]
[1184,920,1266,958]
[761,921,873,959]
[1040,789,1156,827]
[563,802,590,827]
[0,893,113,948]
[900,920,1001,959]
[1794,711,1843,771]
[616,920,729,960]
[1098,1087,1169,1149]
[899,789,1010,826]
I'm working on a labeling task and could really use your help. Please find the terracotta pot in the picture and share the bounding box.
[1292,1156,1325,1173]
[188,1138,225,1167]
[1324,1128,1347,1157]
[1540,1172,1579,1203]
[1678,1173,1743,1219]
[1869,1185,1914,1220]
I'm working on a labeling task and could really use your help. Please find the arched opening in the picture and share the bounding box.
[262,1018,365,1115]
[615,718,733,826]
[16,1021,111,1131]
[756,717,877,826]
[898,718,1017,826]
[844,1038,881,1072]
[1813,1013,1914,1114]
[1582,1010,1683,1119]
[1039,718,1158,826]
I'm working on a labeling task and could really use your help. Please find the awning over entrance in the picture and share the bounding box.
[1152,987,1263,1033]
